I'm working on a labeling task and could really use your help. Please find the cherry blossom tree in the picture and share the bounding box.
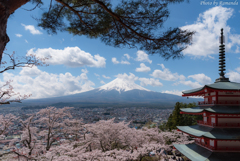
[0,113,16,136]
[0,107,192,161]
[5,107,73,160]
[37,115,192,161]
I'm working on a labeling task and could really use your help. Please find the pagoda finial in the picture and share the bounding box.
[215,28,230,82]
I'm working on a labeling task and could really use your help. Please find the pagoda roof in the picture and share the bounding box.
[182,81,240,96]
[177,125,240,140]
[174,143,240,161]
[180,105,240,114]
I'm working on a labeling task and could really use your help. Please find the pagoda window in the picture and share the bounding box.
[210,140,214,147]
[204,97,208,103]
[219,92,225,95]
[210,92,216,96]
[204,116,207,122]
[211,117,216,124]
[212,96,216,101]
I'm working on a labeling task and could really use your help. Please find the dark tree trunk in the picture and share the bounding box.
[0,0,30,63]
[0,2,10,63]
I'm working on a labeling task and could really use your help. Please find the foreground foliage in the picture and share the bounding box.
[160,102,202,131]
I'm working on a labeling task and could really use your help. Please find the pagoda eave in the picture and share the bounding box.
[180,111,203,115]
[177,125,240,140]
[174,143,240,161]
[180,106,240,114]
[182,84,240,97]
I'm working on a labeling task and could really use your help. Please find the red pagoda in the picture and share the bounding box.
[174,29,240,161]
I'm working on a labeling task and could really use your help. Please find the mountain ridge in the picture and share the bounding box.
[14,78,202,108]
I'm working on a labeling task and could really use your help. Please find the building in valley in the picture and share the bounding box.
[174,29,240,161]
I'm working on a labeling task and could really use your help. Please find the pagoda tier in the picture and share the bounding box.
[180,106,240,128]
[182,82,240,106]
[177,125,240,152]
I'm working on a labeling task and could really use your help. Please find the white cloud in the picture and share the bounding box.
[1,67,95,99]
[235,46,240,53]
[100,80,106,84]
[135,63,151,72]
[181,6,237,58]
[102,75,111,79]
[229,34,240,53]
[173,73,210,88]
[178,80,202,88]
[230,34,240,45]
[226,71,240,83]
[21,23,43,35]
[25,39,28,43]
[235,67,240,73]
[124,54,130,60]
[115,73,138,83]
[162,90,182,96]
[81,69,88,74]
[151,64,185,81]
[139,78,162,87]
[112,57,130,64]
[19,66,41,76]
[94,73,100,77]
[112,57,119,64]
[121,60,130,64]
[15,34,22,37]
[188,73,212,85]
[135,50,152,64]
[27,47,106,68]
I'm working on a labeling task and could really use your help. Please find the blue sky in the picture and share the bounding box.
[2,0,240,99]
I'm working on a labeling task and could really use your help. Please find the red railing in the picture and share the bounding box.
[218,101,240,104]
[217,147,240,151]
[198,101,215,105]
[197,120,240,128]
[198,101,240,105]
[195,140,215,150]
[195,140,240,151]
[197,120,212,126]
[217,123,240,127]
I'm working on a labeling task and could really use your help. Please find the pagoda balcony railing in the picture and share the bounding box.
[197,120,207,125]
[217,147,240,151]
[216,123,240,127]
[197,121,240,127]
[195,140,240,151]
[195,140,215,150]
[198,101,240,105]
[198,101,215,105]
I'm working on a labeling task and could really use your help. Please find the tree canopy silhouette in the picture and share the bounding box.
[0,0,194,64]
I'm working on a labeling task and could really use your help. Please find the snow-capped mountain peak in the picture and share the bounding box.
[98,78,150,93]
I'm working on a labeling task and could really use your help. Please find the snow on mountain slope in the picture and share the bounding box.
[98,78,151,93]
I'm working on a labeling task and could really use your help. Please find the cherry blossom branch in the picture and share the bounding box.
[0,51,50,73]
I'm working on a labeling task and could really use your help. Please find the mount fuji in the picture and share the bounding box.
[98,78,151,93]
[19,78,201,108]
